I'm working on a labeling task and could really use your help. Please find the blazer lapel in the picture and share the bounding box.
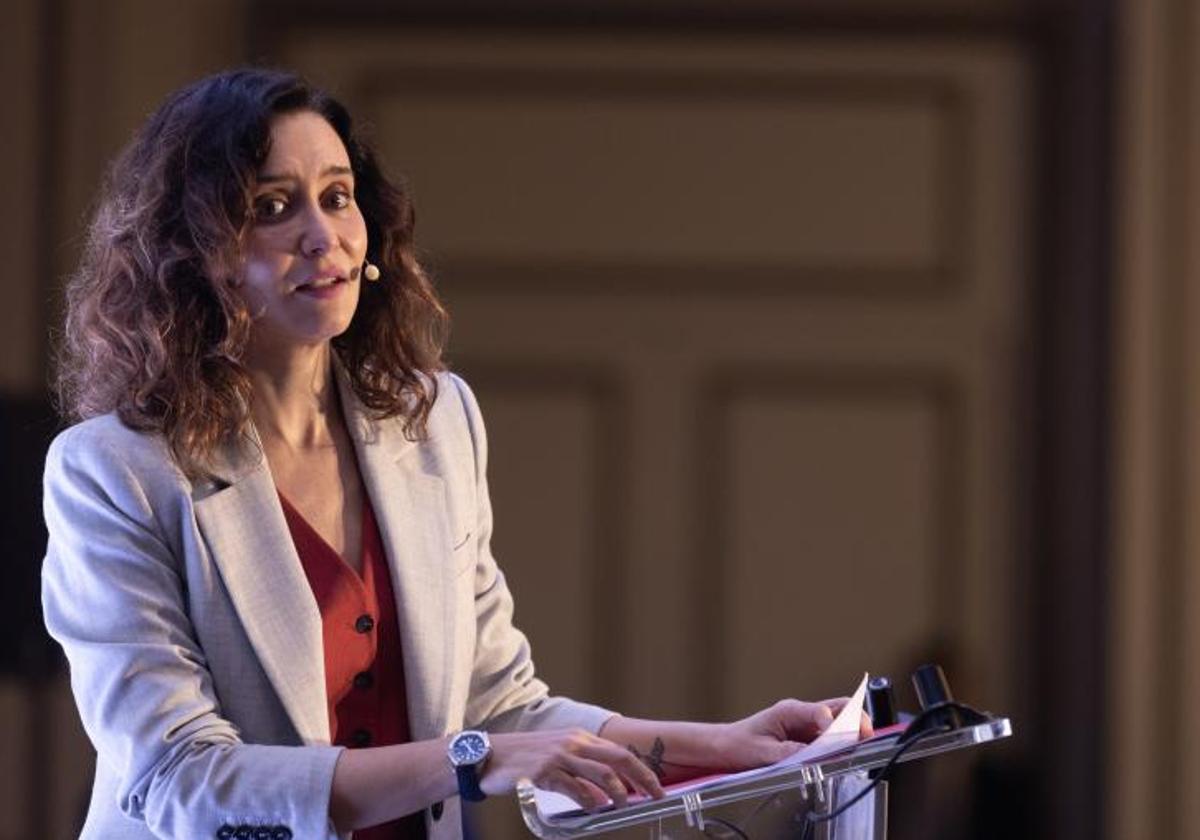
[338,373,457,741]
[193,434,330,746]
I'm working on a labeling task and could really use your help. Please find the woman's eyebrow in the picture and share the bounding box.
[256,164,353,185]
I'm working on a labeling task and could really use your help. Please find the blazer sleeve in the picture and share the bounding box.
[449,374,615,736]
[41,423,345,840]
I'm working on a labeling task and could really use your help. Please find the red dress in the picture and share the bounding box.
[279,491,427,840]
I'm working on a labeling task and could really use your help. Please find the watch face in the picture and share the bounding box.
[450,732,489,765]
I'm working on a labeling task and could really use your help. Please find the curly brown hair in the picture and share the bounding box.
[56,68,449,478]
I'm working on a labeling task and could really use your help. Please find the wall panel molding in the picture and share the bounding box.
[354,66,971,297]
[694,366,966,715]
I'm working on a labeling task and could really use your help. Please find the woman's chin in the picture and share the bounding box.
[246,320,355,358]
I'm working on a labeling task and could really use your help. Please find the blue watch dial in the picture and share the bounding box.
[449,731,491,801]
[450,733,488,763]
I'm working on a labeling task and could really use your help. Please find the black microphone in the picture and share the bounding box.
[898,664,991,744]
[866,675,898,728]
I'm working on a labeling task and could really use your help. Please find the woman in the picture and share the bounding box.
[42,68,865,840]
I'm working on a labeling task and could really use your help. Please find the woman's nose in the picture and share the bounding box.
[299,204,336,257]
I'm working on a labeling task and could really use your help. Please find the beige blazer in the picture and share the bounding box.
[41,371,611,840]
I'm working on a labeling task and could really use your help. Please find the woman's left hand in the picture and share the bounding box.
[714,697,874,769]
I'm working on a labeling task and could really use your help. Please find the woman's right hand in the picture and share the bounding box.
[483,729,665,809]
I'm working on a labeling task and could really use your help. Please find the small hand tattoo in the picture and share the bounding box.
[628,736,668,780]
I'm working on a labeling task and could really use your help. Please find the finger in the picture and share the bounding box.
[627,759,666,799]
[570,736,665,799]
[818,698,873,738]
[768,699,834,741]
[544,768,612,812]
[804,703,835,736]
[606,746,666,799]
[563,755,631,808]
[821,697,851,715]
[859,711,874,739]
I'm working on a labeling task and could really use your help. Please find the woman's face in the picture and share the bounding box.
[238,110,367,354]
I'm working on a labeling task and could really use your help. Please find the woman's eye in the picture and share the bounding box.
[326,190,353,210]
[254,196,288,220]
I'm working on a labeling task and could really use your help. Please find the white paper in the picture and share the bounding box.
[772,671,870,767]
[534,673,869,821]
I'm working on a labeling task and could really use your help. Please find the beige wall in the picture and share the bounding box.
[1113,0,1200,837]
[0,0,45,395]
[0,0,246,395]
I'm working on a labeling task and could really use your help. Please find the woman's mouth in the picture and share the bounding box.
[293,275,348,298]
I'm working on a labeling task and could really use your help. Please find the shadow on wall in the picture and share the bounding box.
[0,396,62,679]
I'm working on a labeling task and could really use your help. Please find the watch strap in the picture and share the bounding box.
[455,763,487,802]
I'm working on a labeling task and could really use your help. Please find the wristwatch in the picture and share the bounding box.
[447,730,492,802]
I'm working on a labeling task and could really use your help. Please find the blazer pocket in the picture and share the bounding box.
[452,531,474,576]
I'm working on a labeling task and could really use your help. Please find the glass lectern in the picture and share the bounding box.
[516,716,1013,840]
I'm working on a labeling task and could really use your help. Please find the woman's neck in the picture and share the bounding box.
[245,341,340,450]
